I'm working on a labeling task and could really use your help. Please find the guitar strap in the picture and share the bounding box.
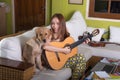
[41,50,53,70]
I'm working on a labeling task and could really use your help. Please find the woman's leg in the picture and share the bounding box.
[64,54,86,80]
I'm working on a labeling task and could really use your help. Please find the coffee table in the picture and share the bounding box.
[81,56,120,79]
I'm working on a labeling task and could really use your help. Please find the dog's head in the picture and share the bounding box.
[35,27,52,42]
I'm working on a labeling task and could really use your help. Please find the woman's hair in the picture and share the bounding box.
[50,13,70,41]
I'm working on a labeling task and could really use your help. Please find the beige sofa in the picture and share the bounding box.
[0,11,120,80]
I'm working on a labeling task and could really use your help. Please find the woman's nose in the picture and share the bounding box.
[53,24,57,28]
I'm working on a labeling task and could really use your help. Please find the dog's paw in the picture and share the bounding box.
[39,66,47,71]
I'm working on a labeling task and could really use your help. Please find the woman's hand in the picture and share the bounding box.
[62,46,71,54]
[83,38,91,44]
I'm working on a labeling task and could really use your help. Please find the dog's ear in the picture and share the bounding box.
[36,33,38,38]
[35,27,43,42]
[48,29,53,40]
[35,28,38,33]
[49,29,53,34]
[35,28,41,38]
[35,30,38,38]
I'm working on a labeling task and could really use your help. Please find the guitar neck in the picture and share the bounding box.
[70,34,93,49]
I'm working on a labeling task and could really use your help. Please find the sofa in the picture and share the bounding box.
[0,11,120,80]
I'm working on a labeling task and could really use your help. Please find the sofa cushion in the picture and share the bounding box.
[16,29,36,48]
[78,45,92,61]
[79,44,120,60]
[31,68,71,80]
[66,11,87,41]
[87,27,105,41]
[0,37,22,61]
[0,29,36,61]
[109,26,120,43]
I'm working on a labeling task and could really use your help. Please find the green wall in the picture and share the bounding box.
[0,0,12,34]
[51,0,120,38]
[51,0,86,20]
[46,0,51,25]
[51,0,120,27]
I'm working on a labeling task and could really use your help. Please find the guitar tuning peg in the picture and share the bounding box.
[82,31,92,41]
[83,31,90,37]
[78,36,83,40]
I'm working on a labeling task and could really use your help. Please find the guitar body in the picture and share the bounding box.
[45,37,78,70]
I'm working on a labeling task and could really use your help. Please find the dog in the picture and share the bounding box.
[23,27,52,71]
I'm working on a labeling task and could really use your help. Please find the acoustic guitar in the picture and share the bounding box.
[44,29,99,70]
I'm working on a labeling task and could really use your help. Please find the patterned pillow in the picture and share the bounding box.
[87,27,105,41]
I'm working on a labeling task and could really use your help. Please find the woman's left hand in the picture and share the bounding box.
[83,38,91,44]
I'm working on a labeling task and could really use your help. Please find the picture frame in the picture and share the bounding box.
[68,0,83,5]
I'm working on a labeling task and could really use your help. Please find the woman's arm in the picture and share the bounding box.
[43,43,71,54]
[43,37,90,54]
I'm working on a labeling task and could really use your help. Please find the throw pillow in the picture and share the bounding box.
[87,27,105,41]
[0,37,22,61]
[16,29,36,48]
[66,11,87,41]
[109,26,120,43]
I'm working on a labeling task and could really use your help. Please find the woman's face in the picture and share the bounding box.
[51,17,60,33]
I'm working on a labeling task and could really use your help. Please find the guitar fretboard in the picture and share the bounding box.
[70,34,93,49]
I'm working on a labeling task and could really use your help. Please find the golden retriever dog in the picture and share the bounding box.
[23,27,52,71]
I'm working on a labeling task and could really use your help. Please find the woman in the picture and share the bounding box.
[42,13,88,80]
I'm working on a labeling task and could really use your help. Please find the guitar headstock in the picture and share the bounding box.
[91,29,100,37]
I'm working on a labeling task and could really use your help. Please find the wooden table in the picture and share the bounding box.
[80,56,103,79]
[80,56,120,80]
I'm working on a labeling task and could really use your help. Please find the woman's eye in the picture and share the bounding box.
[57,22,60,25]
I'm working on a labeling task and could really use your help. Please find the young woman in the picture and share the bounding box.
[42,13,89,80]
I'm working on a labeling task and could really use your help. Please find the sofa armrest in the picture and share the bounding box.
[0,31,25,40]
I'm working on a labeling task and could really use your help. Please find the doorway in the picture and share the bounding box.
[14,0,46,32]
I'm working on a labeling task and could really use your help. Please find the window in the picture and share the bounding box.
[89,0,120,20]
